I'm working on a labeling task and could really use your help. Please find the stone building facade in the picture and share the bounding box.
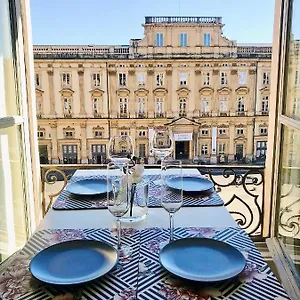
[34,16,271,164]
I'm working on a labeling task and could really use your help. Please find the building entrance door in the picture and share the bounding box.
[38,145,48,164]
[235,144,244,161]
[175,141,189,159]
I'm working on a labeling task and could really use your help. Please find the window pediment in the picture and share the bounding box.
[93,125,104,130]
[153,87,168,96]
[259,122,268,127]
[134,87,149,96]
[90,88,105,96]
[235,123,245,128]
[176,87,190,96]
[235,86,249,94]
[59,88,74,96]
[117,87,130,96]
[217,87,232,94]
[35,88,44,96]
[259,87,270,94]
[199,87,214,95]
[218,123,229,128]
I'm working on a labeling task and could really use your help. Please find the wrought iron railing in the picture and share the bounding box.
[40,164,265,237]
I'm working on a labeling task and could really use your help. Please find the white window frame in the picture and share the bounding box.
[201,144,209,155]
[179,72,187,85]
[220,72,228,86]
[238,71,247,85]
[119,73,127,86]
[156,73,164,86]
[137,73,145,86]
[237,96,245,112]
[92,73,101,87]
[119,97,128,114]
[62,72,71,87]
[156,33,164,47]
[202,97,209,112]
[262,72,270,85]
[203,72,210,86]
[203,33,211,46]
[220,96,227,112]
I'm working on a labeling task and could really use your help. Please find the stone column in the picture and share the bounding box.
[47,69,56,117]
[80,122,88,163]
[50,122,59,164]
[228,123,235,162]
[78,68,86,116]
[246,121,254,162]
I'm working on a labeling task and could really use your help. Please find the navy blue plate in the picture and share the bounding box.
[30,240,118,285]
[166,176,214,193]
[159,238,246,282]
[66,179,112,196]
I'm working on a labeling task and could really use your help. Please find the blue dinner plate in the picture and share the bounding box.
[166,176,214,193]
[66,179,112,196]
[159,238,246,282]
[30,240,118,285]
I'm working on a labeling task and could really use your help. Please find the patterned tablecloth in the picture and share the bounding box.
[0,227,290,300]
[53,175,223,210]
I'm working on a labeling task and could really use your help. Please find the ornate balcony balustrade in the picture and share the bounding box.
[145,16,222,25]
[40,164,266,239]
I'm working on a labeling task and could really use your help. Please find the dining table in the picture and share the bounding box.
[0,168,291,300]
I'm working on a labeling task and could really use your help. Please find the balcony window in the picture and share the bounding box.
[92,73,101,87]
[62,73,71,87]
[156,33,164,47]
[36,98,42,117]
[119,73,127,86]
[219,96,227,113]
[156,98,164,116]
[201,144,208,155]
[261,96,269,114]
[139,144,146,157]
[180,33,187,47]
[218,143,226,155]
[237,128,244,135]
[256,141,267,159]
[179,72,187,86]
[63,98,72,116]
[203,72,210,86]
[218,129,226,135]
[91,144,106,164]
[179,98,187,116]
[94,131,103,138]
[119,98,128,115]
[93,98,101,116]
[37,130,44,138]
[295,70,300,86]
[262,72,270,85]
[138,97,145,116]
[237,96,245,112]
[238,71,247,86]
[292,97,300,117]
[62,145,78,164]
[220,72,228,86]
[202,97,209,113]
[260,127,268,135]
[156,73,164,86]
[137,73,145,86]
[203,33,211,46]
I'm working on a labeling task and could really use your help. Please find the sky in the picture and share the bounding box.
[30,0,275,46]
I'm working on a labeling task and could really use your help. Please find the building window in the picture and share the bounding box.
[293,97,300,117]
[202,97,209,113]
[92,73,101,87]
[35,73,40,87]
[64,131,74,139]
[220,72,228,86]
[262,72,270,85]
[63,98,72,116]
[260,127,268,135]
[93,98,101,116]
[37,131,44,138]
[156,33,164,47]
[120,131,128,136]
[62,73,71,87]
[156,98,164,116]
[219,96,227,113]
[138,97,145,116]
[91,144,106,164]
[62,145,78,164]
[201,144,209,155]
[137,73,145,86]
[218,128,226,135]
[238,71,247,85]
[119,98,128,116]
[237,96,245,112]
[139,144,146,157]
[256,141,267,159]
[179,72,187,86]
[156,73,164,86]
[36,98,42,117]
[180,33,187,47]
[295,70,300,86]
[179,98,187,116]
[119,73,127,86]
[203,72,210,86]
[218,143,226,155]
[138,130,146,137]
[201,129,209,136]
[94,130,103,138]
[237,128,244,135]
[261,96,269,113]
[203,33,211,46]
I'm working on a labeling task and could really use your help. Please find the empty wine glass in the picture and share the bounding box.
[161,159,183,241]
[107,162,129,249]
[151,128,174,162]
[108,135,134,169]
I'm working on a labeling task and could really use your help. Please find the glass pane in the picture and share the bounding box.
[277,125,300,283]
[283,1,300,120]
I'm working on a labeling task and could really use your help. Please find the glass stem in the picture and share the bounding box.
[116,217,121,250]
[169,212,174,241]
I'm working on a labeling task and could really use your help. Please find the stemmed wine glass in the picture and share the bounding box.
[108,135,134,169]
[161,159,183,241]
[151,128,174,163]
[107,162,129,249]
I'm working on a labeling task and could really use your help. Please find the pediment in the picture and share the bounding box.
[199,87,214,95]
[217,87,232,94]
[235,86,249,94]
[259,122,268,127]
[153,87,168,95]
[176,87,190,96]
[234,136,246,141]
[35,88,44,96]
[165,117,200,127]
[117,87,130,96]
[259,87,270,94]
[59,88,74,96]
[134,87,149,96]
[90,88,105,96]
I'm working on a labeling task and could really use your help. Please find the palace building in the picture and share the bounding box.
[34,16,271,164]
